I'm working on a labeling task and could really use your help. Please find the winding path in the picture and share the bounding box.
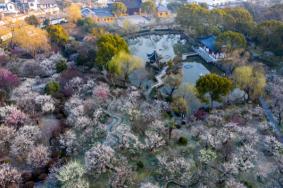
[145,66,168,98]
[259,97,283,143]
[102,99,123,145]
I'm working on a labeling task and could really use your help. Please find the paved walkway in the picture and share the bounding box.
[145,66,168,98]
[259,97,283,143]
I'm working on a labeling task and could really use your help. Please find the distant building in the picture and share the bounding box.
[0,0,18,13]
[27,0,58,11]
[0,0,59,14]
[156,4,170,18]
[117,0,142,15]
[194,35,225,63]
[187,0,247,7]
[93,0,112,7]
[81,7,115,23]
[247,0,283,7]
[199,35,218,53]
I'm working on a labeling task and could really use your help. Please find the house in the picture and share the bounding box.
[81,7,115,23]
[13,0,59,14]
[0,0,18,14]
[187,0,247,7]
[28,0,58,11]
[156,4,170,18]
[199,35,218,53]
[93,0,111,7]
[117,0,142,15]
[197,35,225,61]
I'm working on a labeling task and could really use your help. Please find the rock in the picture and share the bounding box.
[21,171,33,182]
[38,173,48,181]
[22,181,35,188]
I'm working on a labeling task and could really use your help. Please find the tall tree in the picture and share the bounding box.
[107,51,142,81]
[14,25,50,57]
[96,33,129,68]
[254,20,283,56]
[66,4,82,23]
[112,2,127,16]
[47,25,69,46]
[216,31,247,52]
[222,7,255,35]
[165,73,183,98]
[141,0,157,16]
[24,15,40,26]
[171,97,188,117]
[232,65,266,101]
[196,74,232,109]
[2,18,26,48]
[176,4,213,36]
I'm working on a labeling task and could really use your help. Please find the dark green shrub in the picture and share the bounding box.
[45,81,60,95]
[56,60,68,73]
[178,137,188,146]
[75,49,96,68]
[136,161,144,169]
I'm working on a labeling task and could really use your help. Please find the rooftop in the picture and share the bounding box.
[81,7,114,18]
[118,0,141,9]
[157,4,169,12]
[199,35,217,52]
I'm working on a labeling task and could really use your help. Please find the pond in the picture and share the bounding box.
[128,34,221,86]
[128,34,185,64]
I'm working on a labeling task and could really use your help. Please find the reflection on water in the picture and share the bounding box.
[129,34,185,64]
[128,34,222,87]
[182,62,210,85]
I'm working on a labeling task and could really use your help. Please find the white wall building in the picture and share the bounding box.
[0,0,18,13]
[187,0,247,6]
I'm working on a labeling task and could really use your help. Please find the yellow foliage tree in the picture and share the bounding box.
[66,4,82,23]
[14,25,50,57]
[107,51,142,81]
[233,65,266,101]
[1,18,26,47]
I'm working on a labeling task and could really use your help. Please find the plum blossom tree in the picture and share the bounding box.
[4,108,27,128]
[110,163,134,187]
[144,129,166,151]
[156,154,194,185]
[0,164,21,187]
[225,178,246,188]
[0,106,27,128]
[10,135,34,160]
[85,144,116,175]
[56,161,88,188]
[262,136,283,157]
[17,125,41,141]
[63,77,84,97]
[105,124,143,152]
[92,83,110,104]
[35,95,56,113]
[27,145,50,168]
[59,130,80,156]
[199,148,217,164]
[231,144,257,171]
[0,68,19,94]
[140,182,160,188]
[0,126,15,153]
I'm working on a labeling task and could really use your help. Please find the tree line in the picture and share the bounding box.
[176,4,283,56]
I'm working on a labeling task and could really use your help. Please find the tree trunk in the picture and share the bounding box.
[168,127,173,140]
[278,111,282,126]
[210,95,214,109]
[169,87,176,98]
